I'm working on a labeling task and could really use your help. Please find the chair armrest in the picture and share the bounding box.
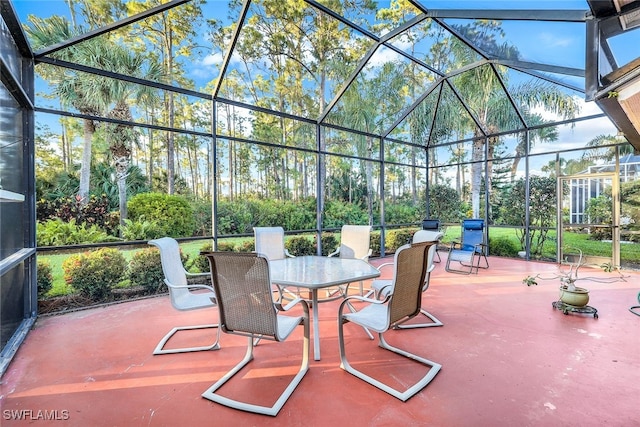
[474,243,488,254]
[449,240,462,250]
[284,249,296,258]
[338,294,391,315]
[166,280,215,294]
[275,297,309,313]
[327,247,340,258]
[360,248,373,260]
[376,262,394,272]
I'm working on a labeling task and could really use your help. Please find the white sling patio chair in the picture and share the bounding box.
[337,242,442,401]
[202,251,310,416]
[328,224,373,296]
[370,230,444,328]
[148,237,221,355]
[253,226,295,261]
[253,226,296,300]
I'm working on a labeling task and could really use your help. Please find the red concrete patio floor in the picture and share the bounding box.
[1,257,639,426]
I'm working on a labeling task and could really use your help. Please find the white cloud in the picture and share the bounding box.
[538,32,573,48]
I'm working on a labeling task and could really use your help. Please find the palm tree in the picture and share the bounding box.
[92,42,162,229]
[26,16,103,206]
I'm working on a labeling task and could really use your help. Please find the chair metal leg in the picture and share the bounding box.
[394,309,443,329]
[202,324,309,416]
[153,324,221,355]
[338,320,441,401]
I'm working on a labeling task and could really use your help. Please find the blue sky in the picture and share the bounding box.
[10,0,625,155]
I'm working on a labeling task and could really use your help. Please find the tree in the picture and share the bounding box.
[128,0,205,194]
[26,16,103,206]
[500,176,561,257]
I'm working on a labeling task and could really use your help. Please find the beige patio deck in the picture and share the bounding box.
[1,256,639,426]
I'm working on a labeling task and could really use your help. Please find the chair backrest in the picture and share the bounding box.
[148,237,191,307]
[206,252,280,339]
[254,227,287,261]
[338,225,372,260]
[149,237,188,287]
[387,242,432,326]
[412,230,443,281]
[422,218,440,231]
[461,219,485,252]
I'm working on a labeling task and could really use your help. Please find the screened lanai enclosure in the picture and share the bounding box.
[1,0,640,374]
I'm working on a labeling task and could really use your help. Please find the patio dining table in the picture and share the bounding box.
[269,256,380,360]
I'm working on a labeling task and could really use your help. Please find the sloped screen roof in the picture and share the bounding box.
[12,0,597,147]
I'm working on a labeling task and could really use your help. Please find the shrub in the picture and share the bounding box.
[37,218,117,246]
[37,194,119,235]
[323,200,368,228]
[286,236,316,256]
[370,231,382,256]
[237,240,254,252]
[37,260,53,298]
[216,241,236,252]
[489,236,520,257]
[128,193,195,238]
[120,217,163,241]
[190,242,213,273]
[385,203,421,225]
[319,232,338,256]
[127,248,166,294]
[386,228,415,252]
[191,200,212,236]
[62,248,127,301]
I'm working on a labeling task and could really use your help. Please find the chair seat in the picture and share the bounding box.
[276,314,304,340]
[343,303,389,333]
[448,249,474,263]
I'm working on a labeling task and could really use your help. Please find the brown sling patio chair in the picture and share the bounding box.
[370,230,444,328]
[337,242,442,401]
[202,251,310,416]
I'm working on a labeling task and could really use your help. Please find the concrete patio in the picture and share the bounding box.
[1,256,638,426]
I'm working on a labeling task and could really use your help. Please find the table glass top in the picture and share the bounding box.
[269,256,380,288]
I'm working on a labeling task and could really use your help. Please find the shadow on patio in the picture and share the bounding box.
[1,257,639,426]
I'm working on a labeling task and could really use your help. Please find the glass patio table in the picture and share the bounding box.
[269,256,380,361]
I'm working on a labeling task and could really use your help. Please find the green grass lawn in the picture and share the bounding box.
[39,229,638,299]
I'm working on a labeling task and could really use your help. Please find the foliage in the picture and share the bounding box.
[191,242,213,273]
[429,184,464,223]
[370,231,382,256]
[37,218,118,246]
[36,170,79,202]
[126,248,166,294]
[62,248,127,301]
[499,176,560,257]
[37,194,119,235]
[384,203,421,225]
[90,164,150,212]
[385,228,415,253]
[127,192,195,237]
[119,217,164,241]
[286,236,316,256]
[319,232,338,256]
[323,200,368,228]
[237,240,255,252]
[191,199,213,236]
[37,260,53,298]
[489,236,520,257]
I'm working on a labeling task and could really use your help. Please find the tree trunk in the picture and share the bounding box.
[78,118,95,206]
